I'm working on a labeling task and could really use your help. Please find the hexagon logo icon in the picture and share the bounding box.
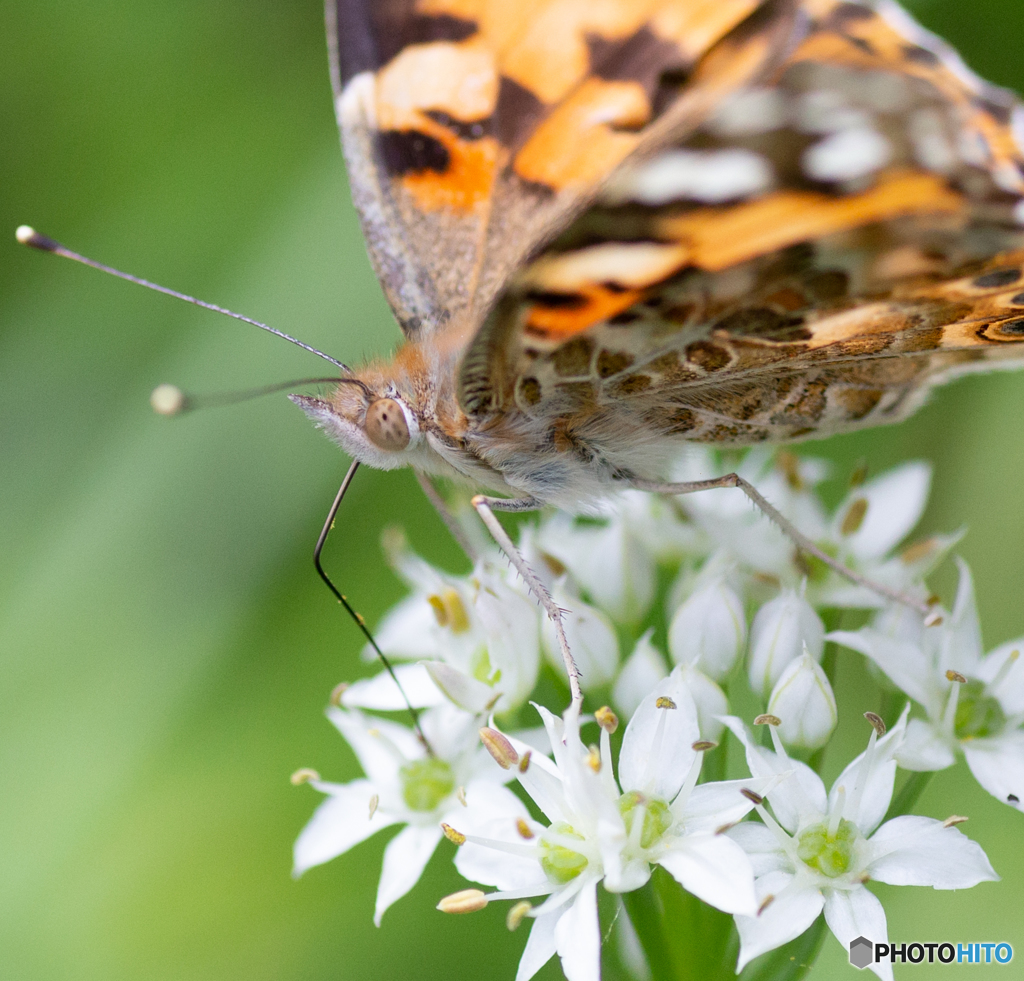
[849,936,874,969]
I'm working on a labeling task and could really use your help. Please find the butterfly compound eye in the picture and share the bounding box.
[365,398,411,451]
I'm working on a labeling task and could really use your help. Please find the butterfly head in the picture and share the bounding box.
[290,378,424,471]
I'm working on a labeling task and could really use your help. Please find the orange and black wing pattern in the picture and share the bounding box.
[456,0,1024,447]
[327,0,798,338]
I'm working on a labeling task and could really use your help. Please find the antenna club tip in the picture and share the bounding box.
[151,383,186,416]
[16,225,59,251]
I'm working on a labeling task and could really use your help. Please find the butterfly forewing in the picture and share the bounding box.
[326,0,801,339]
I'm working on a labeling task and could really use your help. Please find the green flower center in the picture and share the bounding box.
[618,791,673,850]
[399,758,455,812]
[797,818,858,878]
[954,680,1006,740]
[540,822,589,884]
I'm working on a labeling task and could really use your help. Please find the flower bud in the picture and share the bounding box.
[766,653,837,750]
[668,578,746,681]
[674,663,728,742]
[613,630,668,718]
[541,584,619,687]
[748,589,824,700]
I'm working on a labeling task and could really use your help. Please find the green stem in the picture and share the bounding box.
[884,770,934,822]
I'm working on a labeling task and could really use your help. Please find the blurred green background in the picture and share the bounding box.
[2,1,1024,978]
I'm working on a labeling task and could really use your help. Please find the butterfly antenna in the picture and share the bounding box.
[15,226,350,371]
[316,461,433,755]
[150,377,345,415]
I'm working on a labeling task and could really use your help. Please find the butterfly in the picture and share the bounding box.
[286,0,1024,695]
[297,0,1024,500]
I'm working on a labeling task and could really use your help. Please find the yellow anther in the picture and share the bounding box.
[841,497,869,536]
[656,696,677,710]
[754,714,781,727]
[864,712,886,736]
[480,727,519,769]
[515,818,534,840]
[437,889,488,914]
[441,823,466,845]
[595,706,619,733]
[507,901,533,931]
[289,768,319,786]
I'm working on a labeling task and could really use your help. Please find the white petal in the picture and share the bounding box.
[452,787,545,891]
[721,716,827,834]
[476,570,542,708]
[735,872,824,971]
[292,779,397,875]
[369,594,446,660]
[516,909,559,981]
[328,707,421,784]
[828,628,933,707]
[555,878,601,981]
[668,579,746,681]
[423,661,496,714]
[895,718,956,771]
[613,630,668,718]
[823,888,892,981]
[374,824,443,925]
[543,584,619,687]
[829,705,908,836]
[658,833,757,914]
[978,639,1024,715]
[867,815,999,888]
[340,663,445,710]
[767,654,837,751]
[749,591,825,700]
[619,674,700,799]
[963,732,1024,811]
[838,462,931,560]
[725,821,790,877]
[680,778,766,835]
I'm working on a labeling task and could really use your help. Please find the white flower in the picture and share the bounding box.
[445,678,762,981]
[830,560,1024,811]
[668,448,830,582]
[350,534,541,714]
[724,710,998,980]
[292,703,518,925]
[541,581,620,689]
[766,651,837,750]
[808,462,958,609]
[667,573,746,681]
[534,502,658,623]
[748,588,825,700]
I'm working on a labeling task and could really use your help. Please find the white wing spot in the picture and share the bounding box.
[709,88,787,135]
[803,127,892,182]
[605,148,773,205]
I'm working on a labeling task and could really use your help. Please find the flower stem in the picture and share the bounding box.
[622,870,736,981]
[884,770,934,822]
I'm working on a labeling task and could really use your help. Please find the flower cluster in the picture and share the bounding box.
[292,450,1017,981]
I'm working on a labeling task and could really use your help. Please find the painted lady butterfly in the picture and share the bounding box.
[284,0,1024,688]
[21,1,1024,698]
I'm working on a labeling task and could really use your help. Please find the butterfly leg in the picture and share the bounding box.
[471,494,583,708]
[631,474,932,616]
